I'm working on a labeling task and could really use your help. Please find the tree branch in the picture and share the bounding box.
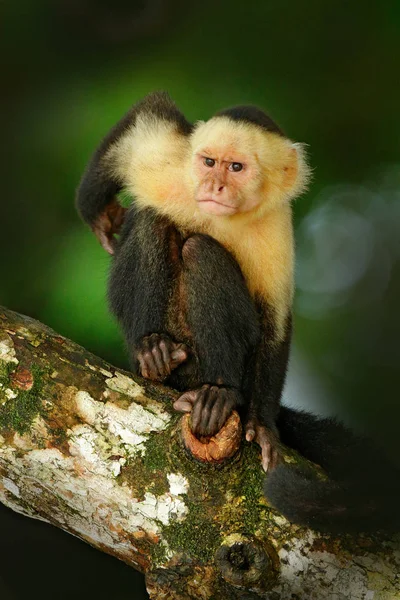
[0,306,399,599]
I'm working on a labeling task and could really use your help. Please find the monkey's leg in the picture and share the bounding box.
[109,207,189,380]
[244,310,292,471]
[173,234,260,437]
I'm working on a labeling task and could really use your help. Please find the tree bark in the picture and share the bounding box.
[0,306,399,600]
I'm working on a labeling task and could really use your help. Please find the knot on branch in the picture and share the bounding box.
[181,410,242,464]
[215,534,278,591]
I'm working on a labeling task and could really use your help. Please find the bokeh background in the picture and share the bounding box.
[1,1,399,598]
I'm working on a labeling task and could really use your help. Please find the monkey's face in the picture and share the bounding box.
[190,117,307,218]
[192,149,262,217]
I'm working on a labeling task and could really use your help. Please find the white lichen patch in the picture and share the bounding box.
[13,416,50,451]
[271,530,400,599]
[69,424,126,478]
[105,372,144,398]
[167,473,189,496]
[0,336,19,364]
[0,440,189,561]
[134,491,188,525]
[4,388,17,400]
[3,477,20,497]
[75,390,170,454]
[271,514,289,527]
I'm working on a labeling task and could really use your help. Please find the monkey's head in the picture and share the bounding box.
[190,107,310,218]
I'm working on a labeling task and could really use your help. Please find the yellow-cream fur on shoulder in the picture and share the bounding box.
[105,114,310,341]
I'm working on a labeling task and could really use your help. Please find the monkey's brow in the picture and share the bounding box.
[199,148,215,157]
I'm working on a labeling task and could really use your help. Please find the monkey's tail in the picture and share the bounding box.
[264,406,400,533]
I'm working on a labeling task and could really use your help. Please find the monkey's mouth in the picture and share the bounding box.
[197,198,237,216]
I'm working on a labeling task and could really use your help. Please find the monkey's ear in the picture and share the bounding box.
[282,147,299,190]
[283,143,311,199]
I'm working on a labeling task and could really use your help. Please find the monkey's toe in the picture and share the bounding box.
[137,333,189,381]
[246,422,282,472]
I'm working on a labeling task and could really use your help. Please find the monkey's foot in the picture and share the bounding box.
[136,334,189,381]
[174,384,241,437]
[245,421,281,472]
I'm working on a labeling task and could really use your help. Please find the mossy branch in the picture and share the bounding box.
[0,307,399,600]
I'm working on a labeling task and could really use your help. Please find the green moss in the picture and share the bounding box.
[155,500,222,566]
[120,455,169,499]
[50,427,68,445]
[0,361,13,386]
[0,365,48,434]
[119,428,176,498]
[151,540,169,565]
[142,428,173,472]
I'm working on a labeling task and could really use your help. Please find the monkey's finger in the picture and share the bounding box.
[245,429,256,442]
[257,429,279,472]
[256,432,273,472]
[191,387,208,434]
[173,399,193,413]
[261,444,272,472]
[245,418,257,442]
[140,350,159,380]
[199,386,219,436]
[175,342,190,354]
[217,394,236,432]
[207,389,234,436]
[170,346,188,369]
[158,339,171,374]
[113,206,127,230]
[99,231,115,255]
[137,354,150,379]
[269,447,280,471]
[151,346,168,379]
[173,390,198,413]
[207,392,226,435]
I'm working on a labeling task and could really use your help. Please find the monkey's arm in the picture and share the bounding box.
[76,91,191,254]
[245,307,292,470]
[109,207,188,379]
[76,105,136,253]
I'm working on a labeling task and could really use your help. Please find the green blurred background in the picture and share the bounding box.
[1,1,399,598]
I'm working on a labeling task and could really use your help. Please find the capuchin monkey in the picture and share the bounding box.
[76,92,400,534]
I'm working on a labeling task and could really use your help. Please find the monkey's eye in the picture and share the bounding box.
[229,162,243,172]
[204,157,215,167]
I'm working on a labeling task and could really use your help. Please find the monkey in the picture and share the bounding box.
[76,91,400,534]
[76,91,309,468]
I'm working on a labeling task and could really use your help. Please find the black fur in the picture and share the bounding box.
[264,407,400,533]
[245,303,292,429]
[215,105,284,136]
[108,205,175,361]
[180,234,260,391]
[110,218,261,395]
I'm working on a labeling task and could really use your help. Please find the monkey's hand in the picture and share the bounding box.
[174,385,241,438]
[245,419,282,472]
[136,333,189,381]
[91,199,127,255]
